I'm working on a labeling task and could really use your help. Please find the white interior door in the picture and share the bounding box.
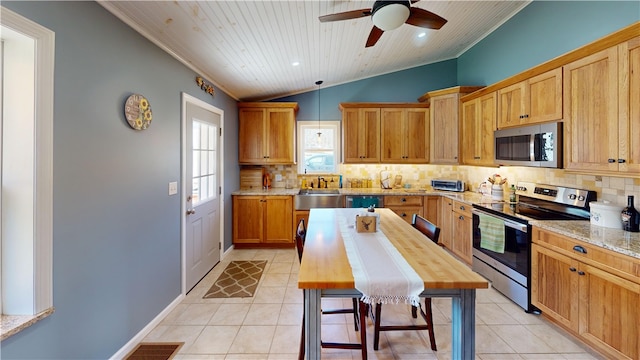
[183,94,223,292]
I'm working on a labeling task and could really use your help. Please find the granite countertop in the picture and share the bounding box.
[531,220,640,260]
[231,186,483,204]
[231,187,640,260]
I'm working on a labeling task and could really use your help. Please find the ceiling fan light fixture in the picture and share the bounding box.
[371,1,410,31]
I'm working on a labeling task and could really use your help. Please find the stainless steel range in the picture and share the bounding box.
[471,181,597,313]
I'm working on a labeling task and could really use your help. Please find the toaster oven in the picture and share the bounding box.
[431,179,466,192]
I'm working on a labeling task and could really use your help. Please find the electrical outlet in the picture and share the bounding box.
[168,181,178,195]
[275,174,283,181]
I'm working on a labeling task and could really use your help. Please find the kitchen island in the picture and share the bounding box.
[298,208,489,359]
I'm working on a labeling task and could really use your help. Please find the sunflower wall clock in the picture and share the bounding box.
[124,93,152,130]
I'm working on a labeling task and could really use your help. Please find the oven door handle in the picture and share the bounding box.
[472,209,529,233]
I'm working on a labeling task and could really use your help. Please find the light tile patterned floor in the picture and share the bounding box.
[144,248,604,360]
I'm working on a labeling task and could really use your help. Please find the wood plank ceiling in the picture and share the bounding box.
[99,1,530,101]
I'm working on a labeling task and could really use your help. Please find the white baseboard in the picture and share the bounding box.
[110,293,185,359]
[222,244,234,259]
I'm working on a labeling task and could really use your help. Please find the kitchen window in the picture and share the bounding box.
[297,121,340,174]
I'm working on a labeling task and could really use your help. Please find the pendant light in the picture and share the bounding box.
[316,80,323,138]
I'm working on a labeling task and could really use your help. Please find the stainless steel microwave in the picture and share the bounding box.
[494,122,562,168]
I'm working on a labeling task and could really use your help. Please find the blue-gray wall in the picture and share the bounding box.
[1,1,238,359]
[1,0,637,359]
[276,59,458,119]
[457,0,640,86]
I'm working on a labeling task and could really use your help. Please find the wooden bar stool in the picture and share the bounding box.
[296,219,368,360]
[372,214,439,351]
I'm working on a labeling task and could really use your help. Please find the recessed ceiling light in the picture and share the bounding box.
[418,32,427,38]
[292,61,300,66]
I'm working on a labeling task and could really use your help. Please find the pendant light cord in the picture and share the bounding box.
[316,80,323,137]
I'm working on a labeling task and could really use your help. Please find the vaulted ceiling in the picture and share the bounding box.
[99,1,530,101]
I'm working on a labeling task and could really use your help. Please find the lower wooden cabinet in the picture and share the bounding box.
[438,197,453,249]
[450,200,473,264]
[232,195,293,247]
[437,198,472,264]
[423,196,439,225]
[532,227,640,360]
[384,195,423,224]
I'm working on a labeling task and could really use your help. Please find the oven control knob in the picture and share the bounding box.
[568,194,577,200]
[578,195,585,201]
[517,186,526,191]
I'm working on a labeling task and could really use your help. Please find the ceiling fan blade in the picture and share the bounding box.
[405,7,447,29]
[365,26,384,48]
[319,8,372,22]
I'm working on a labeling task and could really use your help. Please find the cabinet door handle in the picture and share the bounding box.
[401,213,407,217]
[572,245,587,254]
[459,205,465,211]
[459,215,465,220]
[608,158,616,163]
[474,156,480,159]
[578,271,585,276]
[618,159,626,163]
[569,267,577,272]
[401,198,406,202]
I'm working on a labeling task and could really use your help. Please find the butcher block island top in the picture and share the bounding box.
[298,208,488,291]
[298,208,488,359]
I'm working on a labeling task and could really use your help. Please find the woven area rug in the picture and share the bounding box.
[203,260,267,298]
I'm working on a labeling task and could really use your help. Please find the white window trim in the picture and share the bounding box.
[296,120,341,174]
[1,6,55,339]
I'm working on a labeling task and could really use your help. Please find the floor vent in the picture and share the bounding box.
[125,342,183,360]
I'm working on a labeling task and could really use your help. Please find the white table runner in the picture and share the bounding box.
[337,210,424,306]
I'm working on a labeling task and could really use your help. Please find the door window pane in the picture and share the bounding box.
[192,120,218,205]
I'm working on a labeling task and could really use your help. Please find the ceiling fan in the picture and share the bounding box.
[319,0,447,48]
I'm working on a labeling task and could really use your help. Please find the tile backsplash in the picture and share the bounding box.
[258,164,640,208]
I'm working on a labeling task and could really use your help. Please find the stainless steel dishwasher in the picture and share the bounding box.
[345,195,384,208]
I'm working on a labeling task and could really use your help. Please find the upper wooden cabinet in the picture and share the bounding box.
[420,86,483,164]
[497,68,563,129]
[238,102,298,165]
[341,107,381,163]
[340,103,429,164]
[564,46,619,172]
[565,36,640,175]
[618,36,640,174]
[461,92,497,166]
[381,108,429,163]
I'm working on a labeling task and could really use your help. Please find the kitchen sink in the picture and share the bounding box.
[294,189,344,210]
[297,189,340,195]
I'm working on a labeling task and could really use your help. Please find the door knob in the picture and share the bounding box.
[187,209,196,215]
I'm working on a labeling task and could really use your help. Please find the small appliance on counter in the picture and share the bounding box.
[431,179,465,192]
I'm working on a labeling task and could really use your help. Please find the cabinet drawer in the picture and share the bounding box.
[452,200,472,217]
[384,195,423,207]
[533,227,640,284]
[388,206,423,223]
